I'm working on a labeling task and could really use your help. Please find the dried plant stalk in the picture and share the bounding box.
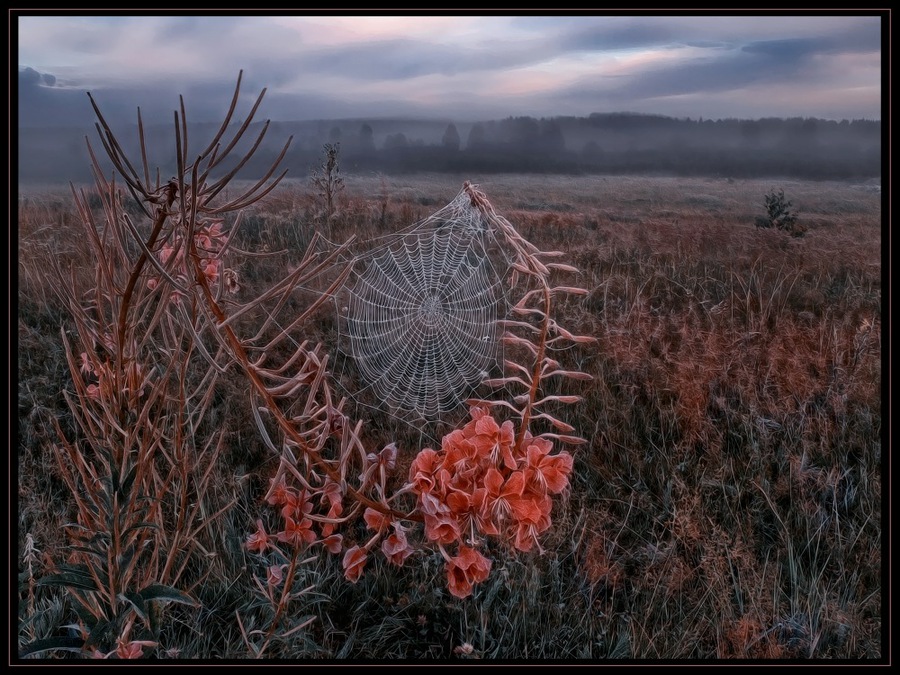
[28,71,597,656]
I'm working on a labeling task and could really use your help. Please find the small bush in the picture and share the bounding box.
[311,142,344,225]
[757,188,806,237]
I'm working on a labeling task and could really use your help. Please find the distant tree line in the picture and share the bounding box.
[259,113,881,181]
[19,113,881,184]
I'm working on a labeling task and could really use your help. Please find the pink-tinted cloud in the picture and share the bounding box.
[16,13,883,123]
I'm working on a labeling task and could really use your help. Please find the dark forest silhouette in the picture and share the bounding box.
[19,112,880,184]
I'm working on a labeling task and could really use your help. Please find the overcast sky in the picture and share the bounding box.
[16,13,884,126]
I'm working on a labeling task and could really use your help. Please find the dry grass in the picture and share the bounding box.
[17,171,882,660]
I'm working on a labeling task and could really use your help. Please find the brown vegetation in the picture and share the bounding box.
[17,129,882,657]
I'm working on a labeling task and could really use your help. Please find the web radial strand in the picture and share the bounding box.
[344,204,502,420]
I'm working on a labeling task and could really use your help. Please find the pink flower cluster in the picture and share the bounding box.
[245,475,345,566]
[79,348,146,401]
[409,407,574,598]
[147,218,228,300]
[88,639,156,659]
[334,448,416,584]
[246,408,573,601]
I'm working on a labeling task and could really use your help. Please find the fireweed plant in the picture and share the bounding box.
[25,73,594,657]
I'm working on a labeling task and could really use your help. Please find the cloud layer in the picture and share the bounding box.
[16,14,883,126]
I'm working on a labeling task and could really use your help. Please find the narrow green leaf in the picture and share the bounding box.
[139,583,196,606]
[149,600,160,637]
[84,531,111,547]
[121,463,139,498]
[18,636,86,658]
[55,563,94,578]
[123,521,159,538]
[117,544,137,572]
[119,590,148,622]
[70,597,101,628]
[37,572,99,592]
[69,545,106,559]
[62,555,110,579]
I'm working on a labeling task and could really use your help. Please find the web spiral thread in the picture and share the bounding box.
[340,190,506,421]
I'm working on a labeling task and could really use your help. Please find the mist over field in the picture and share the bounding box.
[17,111,882,185]
[16,14,883,185]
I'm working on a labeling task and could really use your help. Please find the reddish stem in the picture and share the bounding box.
[515,281,551,452]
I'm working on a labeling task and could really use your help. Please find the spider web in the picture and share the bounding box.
[336,189,510,423]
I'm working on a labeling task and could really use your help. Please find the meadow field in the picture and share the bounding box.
[17,171,882,660]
